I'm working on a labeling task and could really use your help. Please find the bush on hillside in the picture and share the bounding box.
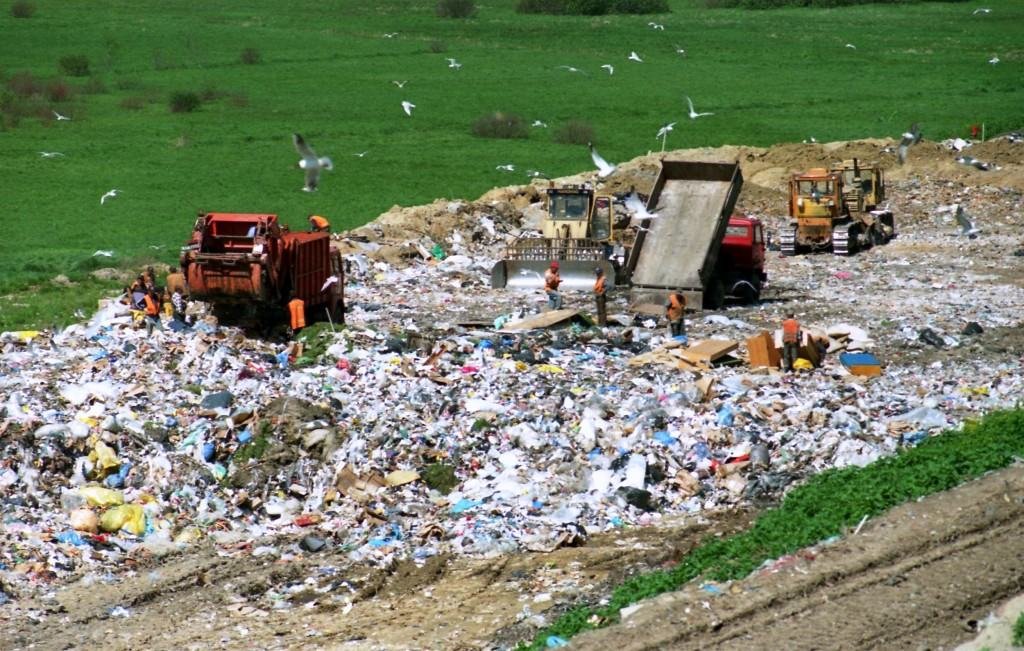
[437,0,477,18]
[240,47,261,65]
[10,1,35,18]
[517,0,667,14]
[471,111,529,139]
[45,79,73,103]
[7,71,42,98]
[554,119,594,145]
[79,76,107,94]
[704,0,962,7]
[58,55,91,77]
[169,91,201,113]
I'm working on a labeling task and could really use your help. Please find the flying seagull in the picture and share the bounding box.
[353,151,368,157]
[293,133,333,192]
[601,64,614,75]
[39,151,65,158]
[803,136,818,143]
[897,123,922,165]
[648,22,665,30]
[92,250,114,257]
[656,122,676,152]
[496,164,515,172]
[954,204,980,237]
[845,43,857,49]
[955,155,993,171]
[628,51,643,63]
[401,100,416,116]
[392,80,407,88]
[625,190,659,222]
[588,143,617,179]
[558,65,585,74]
[53,111,71,121]
[674,45,686,56]
[532,119,548,128]
[446,58,462,69]
[685,96,714,119]
[526,169,548,179]
[972,7,991,14]
[988,55,999,65]
[383,32,398,38]
[100,189,120,205]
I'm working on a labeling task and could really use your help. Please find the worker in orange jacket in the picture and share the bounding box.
[593,267,607,326]
[544,261,562,310]
[666,291,686,338]
[288,297,306,336]
[308,215,330,232]
[782,313,801,372]
[143,291,163,335]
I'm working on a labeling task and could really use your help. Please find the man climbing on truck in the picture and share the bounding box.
[308,214,330,232]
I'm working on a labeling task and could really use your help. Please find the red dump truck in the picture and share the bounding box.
[180,212,344,324]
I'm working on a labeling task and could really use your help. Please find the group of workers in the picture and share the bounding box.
[544,260,803,372]
[126,266,190,335]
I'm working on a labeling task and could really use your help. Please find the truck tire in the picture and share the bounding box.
[704,277,725,310]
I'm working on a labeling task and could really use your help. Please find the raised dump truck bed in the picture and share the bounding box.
[626,160,743,309]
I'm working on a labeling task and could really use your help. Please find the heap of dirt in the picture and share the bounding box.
[337,137,1023,265]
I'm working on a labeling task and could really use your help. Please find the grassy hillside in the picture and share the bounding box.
[1,0,1021,329]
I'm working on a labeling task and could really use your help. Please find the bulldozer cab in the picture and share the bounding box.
[790,170,843,219]
[833,159,884,212]
[543,186,614,242]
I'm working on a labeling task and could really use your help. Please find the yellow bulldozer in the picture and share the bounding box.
[489,184,632,290]
[779,158,896,256]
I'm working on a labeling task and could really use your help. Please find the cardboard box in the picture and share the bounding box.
[746,331,781,368]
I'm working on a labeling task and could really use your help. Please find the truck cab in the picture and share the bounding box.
[715,215,767,303]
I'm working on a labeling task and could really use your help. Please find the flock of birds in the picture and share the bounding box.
[33,6,1005,208]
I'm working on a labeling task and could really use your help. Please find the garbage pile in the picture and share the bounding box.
[2,173,1023,613]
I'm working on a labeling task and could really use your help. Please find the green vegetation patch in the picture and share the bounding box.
[1013,611,1024,646]
[519,409,1024,649]
[422,463,459,494]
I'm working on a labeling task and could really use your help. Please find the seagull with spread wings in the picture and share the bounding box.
[686,96,714,119]
[588,143,618,179]
[897,123,922,165]
[293,133,333,192]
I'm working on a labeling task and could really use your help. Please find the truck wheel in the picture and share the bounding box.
[704,278,725,310]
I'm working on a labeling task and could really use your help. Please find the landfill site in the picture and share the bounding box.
[2,136,1024,651]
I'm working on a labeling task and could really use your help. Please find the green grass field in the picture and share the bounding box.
[1,0,1021,329]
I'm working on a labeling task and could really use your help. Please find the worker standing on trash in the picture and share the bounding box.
[308,214,330,232]
[288,296,306,336]
[544,261,563,310]
[171,287,188,324]
[143,290,163,335]
[593,267,607,326]
[782,313,801,372]
[666,291,686,338]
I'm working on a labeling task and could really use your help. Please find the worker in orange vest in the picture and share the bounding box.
[143,291,163,335]
[782,313,802,372]
[544,261,562,310]
[666,291,686,338]
[288,297,306,336]
[593,267,607,326]
[308,215,330,232]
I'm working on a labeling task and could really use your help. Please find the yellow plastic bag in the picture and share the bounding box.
[536,364,565,375]
[793,358,814,371]
[99,504,146,535]
[89,441,121,476]
[79,485,124,508]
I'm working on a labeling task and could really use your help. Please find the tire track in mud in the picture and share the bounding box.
[573,466,1024,651]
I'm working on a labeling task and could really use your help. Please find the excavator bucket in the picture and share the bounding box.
[490,259,616,291]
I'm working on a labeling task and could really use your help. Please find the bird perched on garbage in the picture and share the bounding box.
[954,204,980,237]
[293,133,333,192]
[955,155,993,171]
[897,123,922,165]
[588,143,617,179]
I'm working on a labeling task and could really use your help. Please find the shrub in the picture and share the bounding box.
[240,47,261,65]
[611,0,669,11]
[554,119,594,145]
[437,0,477,17]
[119,95,146,111]
[517,0,566,12]
[45,79,72,103]
[7,71,41,98]
[79,76,107,94]
[228,92,249,108]
[428,40,447,54]
[199,84,227,102]
[169,91,201,113]
[518,0,668,13]
[1014,613,1024,647]
[565,0,608,14]
[58,54,91,77]
[10,1,35,18]
[471,111,529,139]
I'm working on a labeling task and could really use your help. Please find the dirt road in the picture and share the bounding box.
[575,465,1024,651]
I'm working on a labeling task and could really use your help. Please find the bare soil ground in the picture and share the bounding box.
[576,465,1024,651]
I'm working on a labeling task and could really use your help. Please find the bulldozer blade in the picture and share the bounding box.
[491,260,616,291]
